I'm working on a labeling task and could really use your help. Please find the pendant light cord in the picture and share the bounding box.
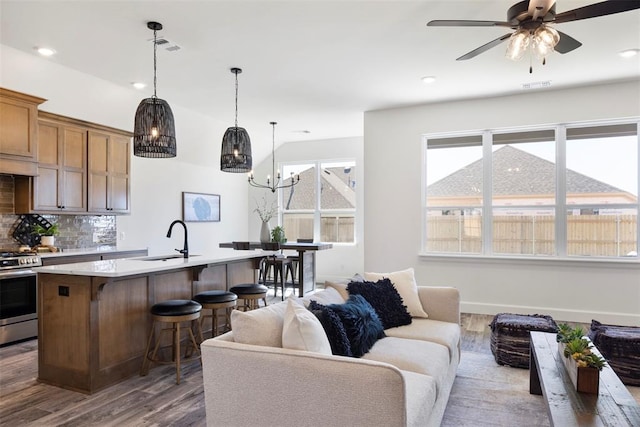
[153,26,158,98]
[272,122,276,182]
[234,72,239,128]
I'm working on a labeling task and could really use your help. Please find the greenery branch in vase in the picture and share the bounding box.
[254,196,278,243]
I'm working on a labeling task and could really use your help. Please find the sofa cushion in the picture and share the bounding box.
[364,268,429,318]
[323,281,349,300]
[300,286,346,306]
[282,299,332,354]
[308,300,353,357]
[347,278,412,329]
[230,302,287,347]
[384,318,461,362]
[363,336,450,394]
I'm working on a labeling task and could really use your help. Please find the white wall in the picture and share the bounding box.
[249,136,365,282]
[364,79,640,325]
[1,45,250,256]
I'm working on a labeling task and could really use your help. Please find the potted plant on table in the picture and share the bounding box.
[32,223,59,247]
[271,226,287,244]
[556,324,606,394]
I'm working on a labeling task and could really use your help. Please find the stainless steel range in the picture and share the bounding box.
[0,252,41,345]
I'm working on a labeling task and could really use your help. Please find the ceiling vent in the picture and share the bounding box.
[522,80,551,90]
[148,37,181,52]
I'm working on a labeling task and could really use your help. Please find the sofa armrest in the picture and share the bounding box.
[201,338,433,427]
[417,286,460,324]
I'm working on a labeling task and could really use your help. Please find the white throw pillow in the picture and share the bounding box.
[231,302,288,347]
[364,268,429,318]
[282,299,332,354]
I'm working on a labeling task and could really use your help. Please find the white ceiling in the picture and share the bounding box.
[1,0,639,154]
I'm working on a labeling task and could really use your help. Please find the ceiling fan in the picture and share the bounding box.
[427,0,640,69]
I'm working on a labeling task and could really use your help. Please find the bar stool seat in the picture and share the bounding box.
[193,290,237,339]
[140,299,202,384]
[229,283,268,311]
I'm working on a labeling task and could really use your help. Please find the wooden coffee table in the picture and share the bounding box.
[529,331,640,426]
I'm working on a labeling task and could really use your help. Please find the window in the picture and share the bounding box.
[281,160,356,243]
[423,121,639,259]
[565,124,638,257]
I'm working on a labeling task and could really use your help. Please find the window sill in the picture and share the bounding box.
[418,252,640,269]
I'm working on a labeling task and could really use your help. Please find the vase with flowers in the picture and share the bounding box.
[556,324,606,394]
[254,196,278,243]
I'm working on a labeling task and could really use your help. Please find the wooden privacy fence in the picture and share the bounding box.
[283,214,355,243]
[426,214,637,256]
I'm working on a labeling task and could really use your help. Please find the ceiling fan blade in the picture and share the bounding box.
[456,34,512,61]
[427,20,512,28]
[555,0,640,24]
[554,31,582,54]
[528,0,556,21]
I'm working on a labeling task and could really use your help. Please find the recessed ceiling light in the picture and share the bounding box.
[421,76,436,84]
[35,47,56,57]
[619,49,639,58]
[131,82,147,90]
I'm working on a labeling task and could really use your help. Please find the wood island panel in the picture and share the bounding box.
[37,256,261,394]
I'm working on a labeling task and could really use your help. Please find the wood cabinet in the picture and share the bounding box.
[0,88,46,175]
[30,113,87,213]
[15,112,132,215]
[88,131,131,214]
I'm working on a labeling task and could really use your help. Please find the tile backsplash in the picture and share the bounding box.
[0,174,116,249]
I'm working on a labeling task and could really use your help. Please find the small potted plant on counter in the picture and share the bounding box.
[32,223,59,247]
[271,225,287,244]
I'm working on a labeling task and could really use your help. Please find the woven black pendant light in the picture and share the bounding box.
[220,67,252,172]
[133,21,176,158]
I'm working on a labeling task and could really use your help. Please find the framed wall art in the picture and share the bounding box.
[182,192,220,222]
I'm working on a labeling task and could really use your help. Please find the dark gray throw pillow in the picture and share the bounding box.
[347,278,412,329]
[308,300,353,357]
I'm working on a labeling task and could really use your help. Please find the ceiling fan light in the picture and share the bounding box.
[532,25,559,59]
[506,29,530,61]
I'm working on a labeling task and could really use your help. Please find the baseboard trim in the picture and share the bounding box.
[461,301,640,326]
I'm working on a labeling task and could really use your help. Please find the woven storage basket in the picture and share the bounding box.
[490,313,558,369]
[588,320,640,386]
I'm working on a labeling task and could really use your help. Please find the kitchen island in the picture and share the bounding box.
[35,252,262,394]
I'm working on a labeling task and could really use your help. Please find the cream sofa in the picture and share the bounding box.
[201,285,461,427]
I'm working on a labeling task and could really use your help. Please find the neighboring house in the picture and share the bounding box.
[283,166,356,210]
[427,145,637,210]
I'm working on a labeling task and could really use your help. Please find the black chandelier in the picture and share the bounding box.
[133,21,176,158]
[220,67,252,172]
[248,122,300,193]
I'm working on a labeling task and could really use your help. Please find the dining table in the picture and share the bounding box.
[219,241,333,295]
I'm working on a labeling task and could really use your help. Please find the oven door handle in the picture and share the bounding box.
[0,269,36,279]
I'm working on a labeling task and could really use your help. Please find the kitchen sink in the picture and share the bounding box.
[137,254,201,261]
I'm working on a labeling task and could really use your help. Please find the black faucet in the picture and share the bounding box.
[166,220,189,258]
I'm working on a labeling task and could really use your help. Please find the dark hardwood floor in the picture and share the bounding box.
[1,291,637,426]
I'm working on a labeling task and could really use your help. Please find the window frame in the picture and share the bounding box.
[421,119,640,262]
[279,159,357,245]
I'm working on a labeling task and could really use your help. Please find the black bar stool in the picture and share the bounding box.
[260,242,295,300]
[229,283,268,311]
[140,299,202,384]
[193,290,237,339]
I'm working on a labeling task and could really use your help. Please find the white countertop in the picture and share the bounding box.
[37,246,147,258]
[34,250,260,278]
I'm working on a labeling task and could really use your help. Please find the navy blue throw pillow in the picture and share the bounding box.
[328,294,385,357]
[308,300,353,357]
[347,278,412,329]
